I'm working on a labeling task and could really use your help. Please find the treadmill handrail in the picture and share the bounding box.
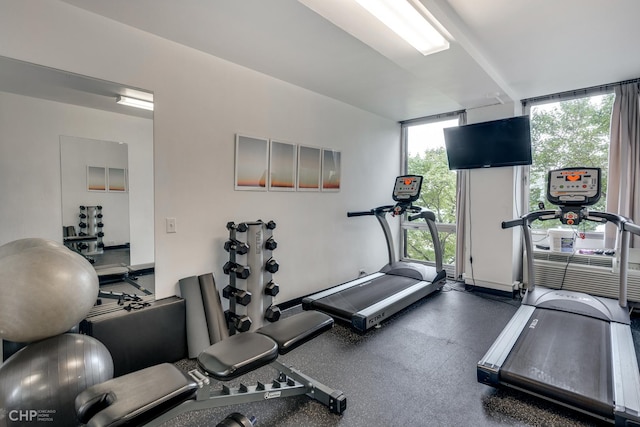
[348,204,443,271]
[347,209,375,217]
[501,209,560,229]
[505,209,640,307]
[407,208,442,272]
[408,209,436,222]
[347,205,398,217]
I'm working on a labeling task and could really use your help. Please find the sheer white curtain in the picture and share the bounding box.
[454,112,467,279]
[605,82,640,248]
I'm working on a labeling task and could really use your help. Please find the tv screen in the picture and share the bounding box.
[443,116,532,170]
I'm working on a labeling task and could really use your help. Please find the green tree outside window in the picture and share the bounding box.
[529,94,614,230]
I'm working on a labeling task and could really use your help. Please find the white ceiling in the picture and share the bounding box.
[33,0,640,121]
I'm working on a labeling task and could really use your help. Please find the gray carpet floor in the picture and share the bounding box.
[160,281,637,427]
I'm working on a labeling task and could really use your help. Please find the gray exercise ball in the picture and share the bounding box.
[0,237,64,258]
[0,238,98,342]
[0,333,113,426]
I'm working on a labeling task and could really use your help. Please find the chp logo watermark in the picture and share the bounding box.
[1,408,57,423]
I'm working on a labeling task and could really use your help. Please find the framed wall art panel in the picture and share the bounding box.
[235,134,269,191]
[321,149,341,192]
[269,140,297,191]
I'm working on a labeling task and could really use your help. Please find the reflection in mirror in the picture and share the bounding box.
[61,137,130,254]
[60,137,154,302]
[0,55,155,307]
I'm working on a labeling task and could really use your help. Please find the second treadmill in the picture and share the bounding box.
[303,175,446,332]
[477,167,640,425]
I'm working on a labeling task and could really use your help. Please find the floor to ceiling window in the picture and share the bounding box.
[521,83,640,296]
[527,93,614,236]
[401,114,461,274]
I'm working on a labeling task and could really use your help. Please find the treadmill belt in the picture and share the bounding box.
[501,308,613,418]
[310,275,419,319]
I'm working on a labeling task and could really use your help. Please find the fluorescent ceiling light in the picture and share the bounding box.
[116,95,154,111]
[354,0,449,56]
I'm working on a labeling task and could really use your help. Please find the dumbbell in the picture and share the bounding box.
[79,213,87,219]
[223,261,251,279]
[264,237,277,251]
[264,280,279,296]
[97,213,103,218]
[226,221,248,233]
[265,258,279,274]
[222,285,252,306]
[79,222,87,229]
[265,305,281,323]
[225,311,252,333]
[216,413,256,427]
[265,220,276,230]
[97,222,104,228]
[79,206,86,210]
[97,242,104,248]
[224,239,249,255]
[97,231,105,237]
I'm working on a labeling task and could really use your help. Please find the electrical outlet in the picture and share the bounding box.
[166,217,177,233]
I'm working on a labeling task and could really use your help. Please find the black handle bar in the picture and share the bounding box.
[502,209,640,236]
[502,210,559,229]
[501,218,525,229]
[347,210,374,217]
[347,205,400,217]
[348,204,436,222]
[409,209,436,222]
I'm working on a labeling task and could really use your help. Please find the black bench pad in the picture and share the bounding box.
[257,311,333,355]
[75,363,196,427]
[198,332,278,380]
[197,311,333,379]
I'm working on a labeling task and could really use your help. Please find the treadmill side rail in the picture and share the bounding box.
[477,305,535,385]
[610,322,640,425]
[302,273,386,305]
[352,278,444,332]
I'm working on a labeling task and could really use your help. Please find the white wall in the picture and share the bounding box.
[462,103,522,292]
[0,0,400,302]
[0,91,154,265]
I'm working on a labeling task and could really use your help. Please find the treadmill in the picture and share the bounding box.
[477,167,640,425]
[302,175,447,332]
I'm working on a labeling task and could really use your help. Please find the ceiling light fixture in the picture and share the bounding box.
[116,95,154,111]
[353,0,449,56]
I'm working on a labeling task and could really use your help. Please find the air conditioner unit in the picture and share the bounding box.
[524,250,640,305]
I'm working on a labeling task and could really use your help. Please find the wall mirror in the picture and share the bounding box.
[0,55,155,307]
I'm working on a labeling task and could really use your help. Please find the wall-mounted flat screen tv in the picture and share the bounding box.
[443,116,532,170]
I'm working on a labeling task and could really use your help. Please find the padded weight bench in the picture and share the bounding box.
[95,264,130,285]
[76,311,347,427]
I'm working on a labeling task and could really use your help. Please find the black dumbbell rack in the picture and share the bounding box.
[223,220,280,335]
[78,205,104,256]
[263,221,281,324]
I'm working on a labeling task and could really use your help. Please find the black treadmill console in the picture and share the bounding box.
[392,175,422,203]
[547,167,601,207]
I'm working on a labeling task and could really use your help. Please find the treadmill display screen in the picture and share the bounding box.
[547,167,601,206]
[392,175,422,202]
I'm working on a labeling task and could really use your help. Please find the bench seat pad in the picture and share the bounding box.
[257,311,333,355]
[198,332,278,380]
[75,363,197,427]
